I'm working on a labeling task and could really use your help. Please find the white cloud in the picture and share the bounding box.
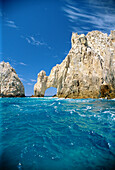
[30,79,36,82]
[7,20,15,24]
[62,0,115,33]
[25,37,31,44]
[66,4,82,13]
[6,20,18,29]
[19,62,27,66]
[6,57,27,67]
[30,36,45,46]
[23,36,46,46]
[27,83,33,85]
[21,35,51,49]
[20,78,27,82]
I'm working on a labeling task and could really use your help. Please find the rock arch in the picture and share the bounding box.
[34,31,115,99]
[34,68,58,97]
[34,55,70,97]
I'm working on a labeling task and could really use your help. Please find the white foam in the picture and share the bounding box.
[39,155,43,158]
[108,142,111,148]
[77,112,86,117]
[103,111,111,114]
[111,113,114,117]
[13,104,20,108]
[86,106,92,110]
[70,111,73,114]
[70,109,76,114]
[56,98,65,100]
[111,98,115,101]
[17,162,22,169]
[49,102,55,106]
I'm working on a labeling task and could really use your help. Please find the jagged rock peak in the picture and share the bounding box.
[0,61,25,97]
[34,30,115,99]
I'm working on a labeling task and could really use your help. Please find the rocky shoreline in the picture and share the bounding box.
[34,30,115,99]
[0,30,115,99]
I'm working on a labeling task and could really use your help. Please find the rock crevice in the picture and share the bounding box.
[34,30,115,99]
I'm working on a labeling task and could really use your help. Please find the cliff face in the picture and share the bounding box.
[34,30,115,99]
[0,61,25,97]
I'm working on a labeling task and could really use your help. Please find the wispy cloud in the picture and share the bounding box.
[62,0,115,33]
[7,57,27,66]
[30,36,45,46]
[19,78,35,85]
[21,35,51,49]
[22,35,47,47]
[30,79,36,82]
[20,78,27,82]
[6,57,17,66]
[25,37,31,44]
[27,83,33,85]
[19,62,27,66]
[6,20,18,29]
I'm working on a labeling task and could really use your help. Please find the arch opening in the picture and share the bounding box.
[44,87,57,97]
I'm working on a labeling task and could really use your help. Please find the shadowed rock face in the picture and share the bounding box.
[34,30,115,99]
[0,61,25,97]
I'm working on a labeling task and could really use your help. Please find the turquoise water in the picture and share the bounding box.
[0,97,115,170]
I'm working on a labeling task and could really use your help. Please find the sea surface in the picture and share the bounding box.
[0,97,115,170]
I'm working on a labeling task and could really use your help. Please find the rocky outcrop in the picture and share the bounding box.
[34,30,115,99]
[0,61,25,97]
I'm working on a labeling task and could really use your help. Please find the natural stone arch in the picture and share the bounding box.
[34,67,58,97]
[34,54,71,97]
[34,31,115,99]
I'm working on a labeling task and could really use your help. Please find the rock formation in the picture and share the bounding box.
[0,61,25,97]
[34,30,115,99]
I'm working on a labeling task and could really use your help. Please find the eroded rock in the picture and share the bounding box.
[34,30,115,99]
[0,61,25,97]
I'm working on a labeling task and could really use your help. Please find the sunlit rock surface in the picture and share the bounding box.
[34,30,115,99]
[0,61,25,97]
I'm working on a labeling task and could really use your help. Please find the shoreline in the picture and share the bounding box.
[0,96,115,100]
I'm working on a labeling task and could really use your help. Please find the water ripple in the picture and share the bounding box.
[0,97,115,169]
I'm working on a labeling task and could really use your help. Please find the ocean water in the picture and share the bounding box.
[0,97,115,170]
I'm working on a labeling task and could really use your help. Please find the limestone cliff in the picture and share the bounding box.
[34,30,115,99]
[0,61,25,97]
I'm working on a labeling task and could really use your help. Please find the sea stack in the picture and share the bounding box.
[0,61,25,97]
[34,30,115,99]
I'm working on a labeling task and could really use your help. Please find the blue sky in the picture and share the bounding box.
[0,0,115,96]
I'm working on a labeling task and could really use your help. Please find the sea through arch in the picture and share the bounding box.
[44,87,57,97]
